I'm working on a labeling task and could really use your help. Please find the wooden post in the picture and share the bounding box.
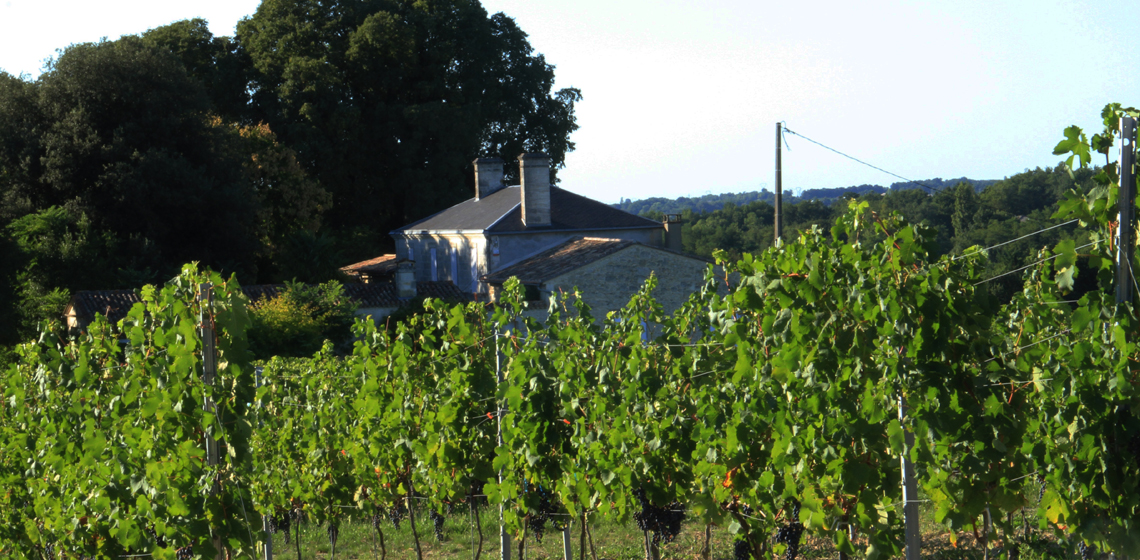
[496,329,512,560]
[775,122,784,243]
[199,284,224,560]
[900,395,920,560]
[1118,116,1136,305]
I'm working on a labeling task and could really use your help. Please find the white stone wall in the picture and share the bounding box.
[539,244,714,318]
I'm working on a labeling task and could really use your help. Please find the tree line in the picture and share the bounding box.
[636,165,1095,303]
[0,0,581,355]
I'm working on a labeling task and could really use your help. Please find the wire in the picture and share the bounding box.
[1125,249,1140,302]
[974,243,1094,285]
[984,330,1072,363]
[781,127,940,194]
[953,219,1080,261]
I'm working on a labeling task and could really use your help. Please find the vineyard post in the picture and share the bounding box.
[496,328,512,560]
[262,516,273,560]
[562,522,572,560]
[256,366,273,560]
[199,283,224,560]
[899,395,920,560]
[1117,115,1136,305]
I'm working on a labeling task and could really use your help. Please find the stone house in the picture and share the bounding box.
[481,237,714,317]
[390,154,683,296]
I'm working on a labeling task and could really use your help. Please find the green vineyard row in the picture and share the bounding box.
[3,106,1140,558]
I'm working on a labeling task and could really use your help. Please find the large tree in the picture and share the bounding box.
[237,0,581,238]
[34,38,260,273]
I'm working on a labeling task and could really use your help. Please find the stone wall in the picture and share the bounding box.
[540,244,714,318]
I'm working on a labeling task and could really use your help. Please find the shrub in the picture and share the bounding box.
[247,280,356,359]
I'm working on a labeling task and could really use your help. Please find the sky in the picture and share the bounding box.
[2,0,1138,204]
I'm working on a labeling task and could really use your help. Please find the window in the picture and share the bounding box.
[450,250,458,284]
[430,247,438,281]
[470,247,481,292]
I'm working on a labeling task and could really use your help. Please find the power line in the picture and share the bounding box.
[954,219,1081,261]
[781,127,942,194]
[974,242,1094,285]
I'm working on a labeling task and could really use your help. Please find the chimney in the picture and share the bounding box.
[519,153,551,227]
[474,157,505,200]
[663,214,683,251]
[395,259,416,299]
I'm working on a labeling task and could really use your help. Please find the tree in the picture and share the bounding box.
[0,39,261,281]
[140,18,253,122]
[236,0,581,237]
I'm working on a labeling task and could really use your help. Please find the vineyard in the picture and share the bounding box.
[3,112,1140,560]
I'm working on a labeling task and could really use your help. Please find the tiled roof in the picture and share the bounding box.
[342,281,472,307]
[482,237,639,284]
[393,186,662,234]
[67,282,473,325]
[66,290,142,325]
[341,255,398,279]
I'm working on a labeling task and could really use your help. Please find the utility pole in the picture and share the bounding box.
[1118,116,1136,305]
[775,122,784,243]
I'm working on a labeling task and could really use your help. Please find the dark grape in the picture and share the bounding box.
[1078,541,1096,560]
[733,537,752,560]
[430,509,446,541]
[275,512,292,545]
[632,487,686,546]
[388,501,407,529]
[526,483,568,543]
[774,499,805,560]
[175,545,193,560]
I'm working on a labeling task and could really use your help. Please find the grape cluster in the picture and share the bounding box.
[271,511,292,545]
[527,484,568,543]
[632,487,686,546]
[145,525,166,548]
[774,500,805,560]
[429,509,446,541]
[388,501,408,529]
[175,545,193,560]
[733,537,752,560]
[327,523,340,548]
[1077,541,1097,560]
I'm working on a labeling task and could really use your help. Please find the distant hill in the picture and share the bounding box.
[612,178,999,216]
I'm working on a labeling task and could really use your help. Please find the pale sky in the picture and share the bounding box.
[2,0,1137,204]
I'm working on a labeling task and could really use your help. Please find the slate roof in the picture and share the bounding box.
[482,237,639,284]
[67,282,472,326]
[393,186,662,234]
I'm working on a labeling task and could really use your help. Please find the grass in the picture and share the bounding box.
[252,501,1078,560]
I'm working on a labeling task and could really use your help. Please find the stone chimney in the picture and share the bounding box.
[474,157,505,200]
[395,259,416,299]
[519,153,551,227]
[663,214,683,251]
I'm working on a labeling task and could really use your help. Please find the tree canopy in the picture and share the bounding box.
[237,0,581,234]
